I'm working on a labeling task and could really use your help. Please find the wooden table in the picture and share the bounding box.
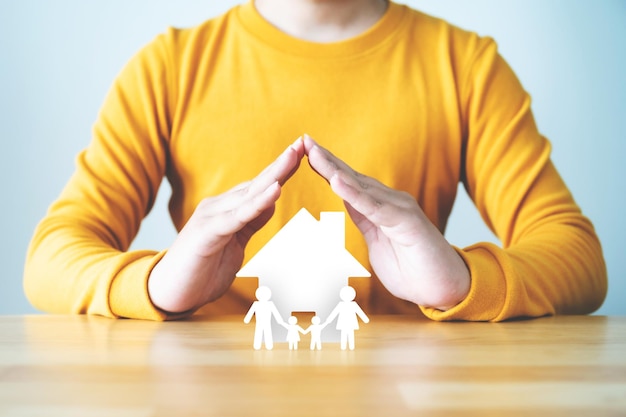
[1,315,624,416]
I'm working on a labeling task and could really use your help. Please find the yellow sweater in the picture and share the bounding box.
[24,1,607,321]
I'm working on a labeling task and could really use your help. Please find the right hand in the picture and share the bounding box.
[148,137,305,313]
[304,135,470,311]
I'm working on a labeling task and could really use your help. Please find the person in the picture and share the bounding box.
[283,316,306,350]
[243,286,285,350]
[24,0,607,323]
[325,286,370,351]
[303,316,327,351]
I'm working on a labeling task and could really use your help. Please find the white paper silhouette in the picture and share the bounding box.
[283,316,306,350]
[324,286,369,350]
[243,286,285,350]
[237,208,370,342]
[303,316,327,350]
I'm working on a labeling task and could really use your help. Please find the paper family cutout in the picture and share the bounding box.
[238,209,371,349]
[244,285,369,350]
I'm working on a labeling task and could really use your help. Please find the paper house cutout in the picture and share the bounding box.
[236,208,370,341]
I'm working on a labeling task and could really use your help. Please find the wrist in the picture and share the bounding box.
[423,257,470,311]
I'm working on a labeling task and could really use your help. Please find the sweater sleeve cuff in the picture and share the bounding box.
[420,243,507,322]
[109,250,192,321]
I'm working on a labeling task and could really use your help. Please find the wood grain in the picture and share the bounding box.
[0,315,624,416]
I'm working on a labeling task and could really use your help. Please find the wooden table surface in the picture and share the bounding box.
[1,314,625,416]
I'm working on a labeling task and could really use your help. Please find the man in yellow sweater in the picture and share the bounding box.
[24,0,607,321]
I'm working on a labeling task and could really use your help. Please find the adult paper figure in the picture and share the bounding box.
[325,286,369,350]
[243,286,285,350]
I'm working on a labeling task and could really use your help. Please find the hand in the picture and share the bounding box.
[148,137,306,313]
[304,135,470,310]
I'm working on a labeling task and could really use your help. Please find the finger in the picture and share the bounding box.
[330,172,405,229]
[304,135,353,183]
[211,181,282,238]
[304,137,424,244]
[305,135,386,196]
[330,173,384,224]
[282,136,306,182]
[226,134,303,194]
[337,175,426,247]
[306,136,406,230]
[250,136,305,194]
[236,205,276,247]
[198,137,304,217]
[192,182,280,253]
[343,200,377,241]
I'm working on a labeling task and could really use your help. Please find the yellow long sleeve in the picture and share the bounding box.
[24,1,606,321]
[24,32,175,319]
[421,36,607,321]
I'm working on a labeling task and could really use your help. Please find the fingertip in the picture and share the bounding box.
[291,135,303,148]
[289,136,306,158]
[329,173,342,188]
[302,133,317,153]
[246,181,281,222]
[267,180,281,193]
[329,173,350,197]
[255,181,281,206]
[306,140,324,163]
[280,141,302,167]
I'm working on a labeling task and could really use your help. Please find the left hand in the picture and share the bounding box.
[303,135,470,311]
[148,139,305,313]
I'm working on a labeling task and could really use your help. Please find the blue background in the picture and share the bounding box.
[1,1,624,315]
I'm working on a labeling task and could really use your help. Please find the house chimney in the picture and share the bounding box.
[319,212,345,248]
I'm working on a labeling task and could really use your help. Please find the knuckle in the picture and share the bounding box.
[196,196,215,212]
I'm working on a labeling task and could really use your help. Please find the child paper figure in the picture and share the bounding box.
[283,316,306,350]
[243,286,285,350]
[324,286,369,350]
[304,316,327,350]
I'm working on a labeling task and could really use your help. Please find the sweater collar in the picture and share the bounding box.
[236,1,407,58]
